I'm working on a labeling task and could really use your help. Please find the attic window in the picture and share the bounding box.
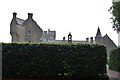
[28,31,31,35]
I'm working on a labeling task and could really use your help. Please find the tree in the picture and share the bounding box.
[109,1,120,33]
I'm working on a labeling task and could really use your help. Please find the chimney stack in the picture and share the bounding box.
[90,37,93,43]
[86,38,89,43]
[28,13,33,19]
[13,12,17,18]
[63,37,65,42]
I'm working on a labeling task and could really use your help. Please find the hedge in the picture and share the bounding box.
[109,48,120,72]
[2,43,107,79]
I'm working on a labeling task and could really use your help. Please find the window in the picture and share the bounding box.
[28,30,31,35]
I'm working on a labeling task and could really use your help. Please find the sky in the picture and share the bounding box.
[0,0,118,45]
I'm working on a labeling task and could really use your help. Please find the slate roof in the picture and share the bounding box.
[103,34,117,48]
[16,18,25,25]
[96,27,102,37]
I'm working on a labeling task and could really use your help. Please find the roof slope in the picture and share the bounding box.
[96,27,102,37]
[16,18,25,25]
[103,34,117,49]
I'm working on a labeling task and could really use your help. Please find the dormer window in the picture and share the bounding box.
[28,30,31,35]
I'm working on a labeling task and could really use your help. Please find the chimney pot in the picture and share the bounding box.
[86,38,89,42]
[28,13,33,19]
[13,12,17,18]
[90,37,93,43]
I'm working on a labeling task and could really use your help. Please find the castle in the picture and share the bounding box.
[10,13,117,55]
[10,12,56,43]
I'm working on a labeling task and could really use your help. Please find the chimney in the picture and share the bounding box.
[13,12,17,18]
[63,37,65,42]
[90,37,93,43]
[28,13,33,19]
[44,31,47,35]
[86,38,89,43]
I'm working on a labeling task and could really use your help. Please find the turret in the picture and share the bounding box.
[95,27,103,44]
[95,27,102,38]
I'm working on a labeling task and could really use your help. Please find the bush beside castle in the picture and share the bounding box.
[109,48,120,72]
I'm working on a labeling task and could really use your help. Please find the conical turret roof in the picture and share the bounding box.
[96,27,102,37]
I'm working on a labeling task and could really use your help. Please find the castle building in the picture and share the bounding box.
[42,29,56,42]
[95,27,117,56]
[10,12,56,42]
[10,13,117,54]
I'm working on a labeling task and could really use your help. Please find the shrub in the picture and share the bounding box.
[109,48,120,72]
[2,43,107,79]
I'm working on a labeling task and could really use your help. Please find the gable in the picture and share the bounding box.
[103,34,117,49]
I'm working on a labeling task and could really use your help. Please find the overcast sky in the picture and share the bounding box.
[0,0,118,45]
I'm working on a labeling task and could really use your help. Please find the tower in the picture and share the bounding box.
[95,27,103,44]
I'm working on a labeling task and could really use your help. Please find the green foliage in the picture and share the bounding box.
[109,48,120,72]
[109,2,120,32]
[2,43,107,79]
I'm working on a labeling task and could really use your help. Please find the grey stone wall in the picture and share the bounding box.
[23,14,43,42]
[10,13,43,43]
[16,25,25,42]
[95,37,104,45]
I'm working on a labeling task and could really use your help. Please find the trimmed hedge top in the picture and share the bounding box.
[2,43,107,78]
